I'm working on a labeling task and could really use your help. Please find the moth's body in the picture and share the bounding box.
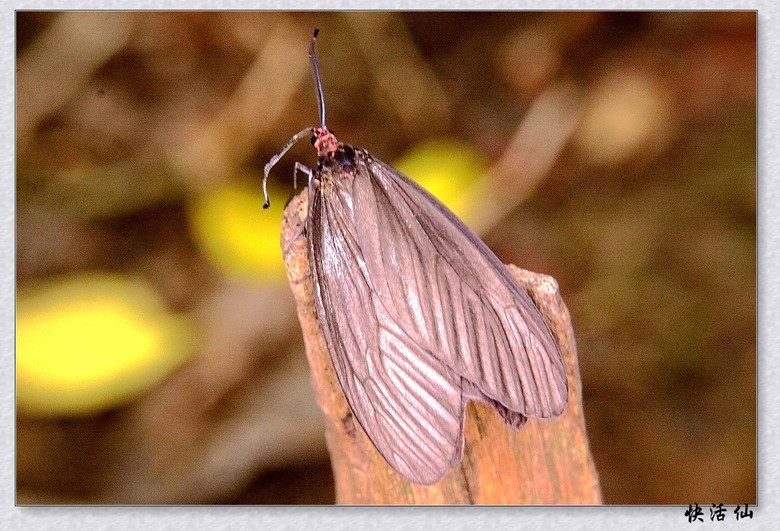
[297,128,567,484]
[265,33,568,485]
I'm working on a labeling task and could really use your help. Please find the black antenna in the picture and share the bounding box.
[310,29,326,128]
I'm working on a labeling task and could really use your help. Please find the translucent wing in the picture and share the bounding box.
[307,148,567,484]
[360,155,568,419]
[309,174,466,484]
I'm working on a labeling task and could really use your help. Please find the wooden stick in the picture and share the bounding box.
[281,189,602,504]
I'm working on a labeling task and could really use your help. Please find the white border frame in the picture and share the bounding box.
[4,4,772,530]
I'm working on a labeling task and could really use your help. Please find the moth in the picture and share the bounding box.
[263,30,568,485]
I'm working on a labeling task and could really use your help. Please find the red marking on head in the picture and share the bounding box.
[313,127,338,158]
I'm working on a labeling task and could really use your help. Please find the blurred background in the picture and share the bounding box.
[15,12,755,505]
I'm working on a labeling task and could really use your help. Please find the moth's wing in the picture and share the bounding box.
[309,178,466,485]
[354,155,568,419]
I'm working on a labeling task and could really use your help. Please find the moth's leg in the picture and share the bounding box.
[294,162,314,190]
[262,127,314,209]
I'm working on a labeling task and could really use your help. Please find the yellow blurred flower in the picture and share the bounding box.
[393,138,487,226]
[189,182,288,283]
[17,274,194,416]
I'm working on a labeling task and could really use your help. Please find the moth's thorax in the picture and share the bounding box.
[312,126,362,180]
[317,144,362,183]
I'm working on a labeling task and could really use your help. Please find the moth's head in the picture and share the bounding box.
[312,126,339,159]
